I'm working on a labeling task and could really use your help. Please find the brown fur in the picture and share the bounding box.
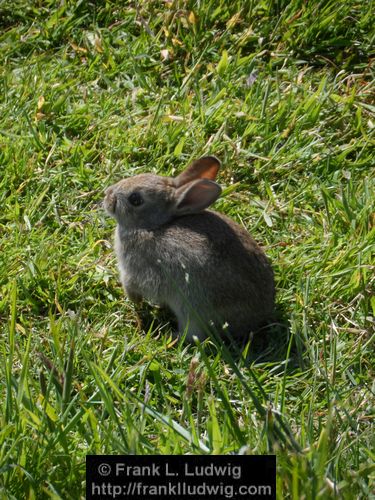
[104,156,275,341]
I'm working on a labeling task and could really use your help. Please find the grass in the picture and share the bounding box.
[0,0,374,498]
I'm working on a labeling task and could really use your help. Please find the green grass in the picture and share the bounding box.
[0,0,374,498]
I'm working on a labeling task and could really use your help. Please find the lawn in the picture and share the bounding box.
[0,1,374,498]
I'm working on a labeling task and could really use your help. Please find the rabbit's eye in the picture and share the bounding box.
[128,192,144,206]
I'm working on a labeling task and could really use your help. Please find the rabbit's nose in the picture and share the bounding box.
[104,190,117,214]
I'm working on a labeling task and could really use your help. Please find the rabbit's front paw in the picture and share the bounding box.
[125,287,143,304]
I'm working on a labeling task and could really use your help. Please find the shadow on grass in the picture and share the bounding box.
[133,301,307,371]
[235,303,307,371]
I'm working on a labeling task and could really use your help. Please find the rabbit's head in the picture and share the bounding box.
[104,156,222,230]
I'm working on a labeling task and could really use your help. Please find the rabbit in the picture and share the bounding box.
[104,156,275,342]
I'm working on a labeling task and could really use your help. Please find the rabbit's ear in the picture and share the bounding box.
[174,156,220,187]
[174,179,222,215]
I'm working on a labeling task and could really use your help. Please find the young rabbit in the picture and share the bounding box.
[104,156,275,342]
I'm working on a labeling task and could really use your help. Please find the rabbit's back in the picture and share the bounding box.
[116,210,274,339]
[168,211,274,329]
